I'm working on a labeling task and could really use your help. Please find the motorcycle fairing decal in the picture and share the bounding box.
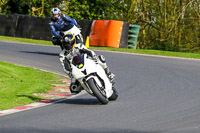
[81,69,87,75]
[75,64,83,69]
[78,64,83,68]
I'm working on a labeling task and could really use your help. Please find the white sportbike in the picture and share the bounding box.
[62,24,83,42]
[70,54,118,104]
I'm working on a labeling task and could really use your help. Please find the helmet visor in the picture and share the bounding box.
[62,35,76,50]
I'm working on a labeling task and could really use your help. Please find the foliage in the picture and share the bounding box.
[123,0,200,53]
[59,0,125,20]
[0,0,199,53]
[0,0,61,17]
[0,0,9,13]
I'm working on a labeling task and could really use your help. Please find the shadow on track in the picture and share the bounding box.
[57,98,102,105]
[20,51,59,56]
[18,95,101,105]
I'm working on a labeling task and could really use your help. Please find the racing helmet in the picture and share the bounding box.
[62,34,76,51]
[51,7,61,16]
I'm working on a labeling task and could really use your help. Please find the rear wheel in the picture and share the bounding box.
[87,78,108,104]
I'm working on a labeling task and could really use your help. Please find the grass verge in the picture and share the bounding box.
[0,61,66,110]
[0,36,53,46]
[0,35,200,59]
[90,47,200,59]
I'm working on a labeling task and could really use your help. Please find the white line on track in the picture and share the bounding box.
[0,91,86,117]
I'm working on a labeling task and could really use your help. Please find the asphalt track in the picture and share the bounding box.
[0,41,200,133]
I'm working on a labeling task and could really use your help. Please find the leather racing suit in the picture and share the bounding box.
[49,14,78,48]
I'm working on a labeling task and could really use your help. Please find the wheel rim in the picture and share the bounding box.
[94,81,107,98]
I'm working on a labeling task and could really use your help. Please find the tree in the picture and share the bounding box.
[0,0,62,17]
[0,0,9,13]
[0,0,199,53]
[124,0,199,52]
[59,0,125,20]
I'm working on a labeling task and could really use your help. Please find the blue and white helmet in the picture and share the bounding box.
[51,7,61,15]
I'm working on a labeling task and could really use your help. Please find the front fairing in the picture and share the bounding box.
[63,25,81,36]
[71,54,96,80]
[71,54,113,98]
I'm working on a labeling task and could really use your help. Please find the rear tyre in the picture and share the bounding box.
[87,78,109,104]
[108,87,118,101]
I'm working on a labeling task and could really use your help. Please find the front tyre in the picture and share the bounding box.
[108,87,118,101]
[87,78,109,104]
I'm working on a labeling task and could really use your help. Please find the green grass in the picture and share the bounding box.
[0,61,65,110]
[90,47,200,59]
[0,35,200,59]
[0,36,53,46]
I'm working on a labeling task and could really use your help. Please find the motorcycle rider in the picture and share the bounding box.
[49,7,81,49]
[59,34,115,94]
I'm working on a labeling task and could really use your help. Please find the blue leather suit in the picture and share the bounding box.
[49,14,78,37]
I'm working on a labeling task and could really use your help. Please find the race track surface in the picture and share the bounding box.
[1,41,200,133]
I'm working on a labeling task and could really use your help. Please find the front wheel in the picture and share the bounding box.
[108,87,118,101]
[87,78,109,104]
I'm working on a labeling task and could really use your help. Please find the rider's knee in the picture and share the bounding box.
[52,37,61,45]
[98,55,107,69]
[63,59,71,72]
[98,55,106,63]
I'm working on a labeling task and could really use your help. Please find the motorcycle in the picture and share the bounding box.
[61,24,83,43]
[70,54,118,104]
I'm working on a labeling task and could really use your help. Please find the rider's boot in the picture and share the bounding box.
[97,55,115,84]
[104,67,115,83]
[70,78,83,95]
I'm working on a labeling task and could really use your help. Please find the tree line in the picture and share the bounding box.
[0,0,199,53]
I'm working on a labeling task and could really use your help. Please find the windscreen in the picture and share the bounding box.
[72,55,84,68]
